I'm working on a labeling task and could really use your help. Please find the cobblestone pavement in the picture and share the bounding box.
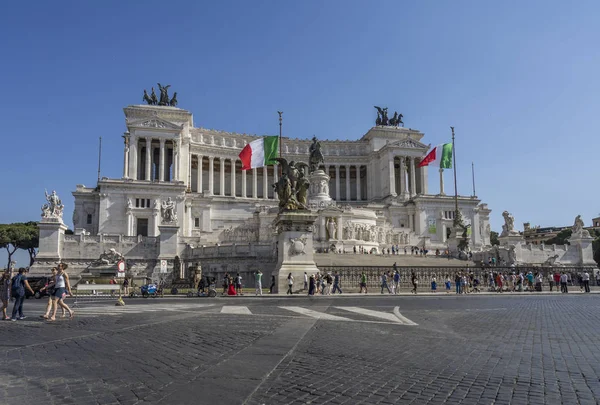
[1,295,600,404]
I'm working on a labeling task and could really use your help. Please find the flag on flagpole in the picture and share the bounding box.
[418,143,452,168]
[239,136,279,170]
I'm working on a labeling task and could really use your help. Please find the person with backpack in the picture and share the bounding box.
[10,268,34,321]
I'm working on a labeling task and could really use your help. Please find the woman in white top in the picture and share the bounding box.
[49,262,74,321]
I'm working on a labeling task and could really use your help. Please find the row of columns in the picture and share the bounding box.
[124,136,177,182]
[192,155,277,199]
[327,164,365,201]
[390,156,420,197]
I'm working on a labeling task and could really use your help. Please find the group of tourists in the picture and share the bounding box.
[0,263,74,322]
[222,272,243,296]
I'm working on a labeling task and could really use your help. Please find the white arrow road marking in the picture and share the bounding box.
[279,306,352,321]
[220,306,252,315]
[335,306,406,324]
[393,306,418,325]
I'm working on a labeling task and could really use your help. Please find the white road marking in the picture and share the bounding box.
[279,306,352,321]
[335,306,406,324]
[393,306,418,326]
[220,306,252,315]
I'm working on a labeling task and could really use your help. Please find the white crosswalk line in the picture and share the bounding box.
[393,306,418,325]
[279,306,352,321]
[335,306,404,324]
[220,306,252,315]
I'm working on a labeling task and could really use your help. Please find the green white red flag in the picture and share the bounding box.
[239,136,279,170]
[418,143,452,168]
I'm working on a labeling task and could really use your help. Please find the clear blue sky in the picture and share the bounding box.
[1,1,599,266]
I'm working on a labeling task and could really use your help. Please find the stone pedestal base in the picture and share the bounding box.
[498,233,524,247]
[30,218,68,275]
[152,224,180,278]
[273,211,320,294]
[308,170,332,207]
[568,232,595,266]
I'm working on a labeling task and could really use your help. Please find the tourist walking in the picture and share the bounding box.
[410,272,418,294]
[235,273,243,295]
[455,273,462,294]
[308,274,315,296]
[269,275,275,294]
[583,271,590,293]
[560,272,568,293]
[49,263,74,321]
[303,272,308,291]
[445,276,451,293]
[359,273,367,294]
[287,273,294,295]
[431,276,437,293]
[0,271,11,320]
[40,268,65,319]
[10,268,35,321]
[255,270,263,296]
[380,273,391,294]
[393,270,400,294]
[331,271,342,294]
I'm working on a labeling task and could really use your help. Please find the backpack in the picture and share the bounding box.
[11,274,23,296]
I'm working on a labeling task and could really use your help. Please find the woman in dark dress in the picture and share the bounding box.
[308,275,316,296]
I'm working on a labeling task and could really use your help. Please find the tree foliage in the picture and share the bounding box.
[0,222,39,268]
[544,229,572,246]
[490,231,499,246]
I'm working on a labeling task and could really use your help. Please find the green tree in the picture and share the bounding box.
[0,222,39,268]
[490,231,499,246]
[544,229,572,245]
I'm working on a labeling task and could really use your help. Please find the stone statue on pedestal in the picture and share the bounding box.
[308,136,324,173]
[571,215,590,237]
[500,211,517,237]
[327,219,337,240]
[161,197,177,224]
[41,190,64,220]
[273,158,309,211]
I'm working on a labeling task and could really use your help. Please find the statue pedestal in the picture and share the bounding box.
[30,218,68,275]
[568,232,595,266]
[308,170,332,207]
[273,211,320,294]
[498,233,524,247]
[158,224,179,258]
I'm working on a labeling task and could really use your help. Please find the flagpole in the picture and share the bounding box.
[451,127,458,219]
[471,161,476,197]
[277,111,283,176]
[97,136,102,184]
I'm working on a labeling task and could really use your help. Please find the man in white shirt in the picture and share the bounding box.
[582,271,590,293]
[560,272,568,293]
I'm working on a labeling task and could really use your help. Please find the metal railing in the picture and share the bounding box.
[317,265,598,290]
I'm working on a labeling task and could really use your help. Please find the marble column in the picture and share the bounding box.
[389,159,396,196]
[159,139,165,181]
[400,156,407,196]
[337,216,343,241]
[335,165,340,200]
[420,163,428,195]
[410,157,417,197]
[144,137,152,181]
[345,166,351,201]
[188,152,193,191]
[439,168,445,195]
[196,155,203,193]
[252,168,258,199]
[319,216,326,241]
[355,165,361,200]
[122,135,129,179]
[208,156,214,195]
[173,141,179,181]
[242,168,247,198]
[219,157,225,196]
[263,166,268,199]
[231,158,236,197]
[129,136,138,180]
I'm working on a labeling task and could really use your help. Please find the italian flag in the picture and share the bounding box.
[418,143,452,168]
[239,136,279,170]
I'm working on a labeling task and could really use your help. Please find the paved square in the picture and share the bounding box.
[1,294,599,404]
